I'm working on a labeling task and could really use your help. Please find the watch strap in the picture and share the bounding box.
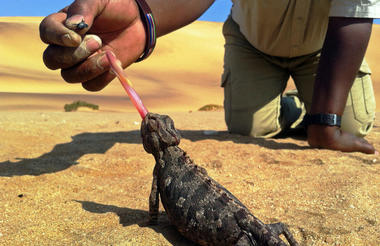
[304,113,342,127]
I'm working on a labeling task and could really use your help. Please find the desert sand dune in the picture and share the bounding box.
[0,17,379,246]
[1,17,379,112]
[0,17,225,112]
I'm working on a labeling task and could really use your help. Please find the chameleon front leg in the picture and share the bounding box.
[149,164,160,225]
[235,231,258,246]
[267,223,299,246]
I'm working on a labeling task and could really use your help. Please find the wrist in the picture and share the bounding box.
[307,124,340,149]
[304,113,342,127]
[306,113,342,148]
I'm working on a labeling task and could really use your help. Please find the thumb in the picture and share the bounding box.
[64,0,105,32]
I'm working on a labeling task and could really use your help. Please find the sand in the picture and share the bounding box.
[0,111,379,246]
[0,17,379,246]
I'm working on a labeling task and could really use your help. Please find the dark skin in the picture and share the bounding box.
[39,0,376,154]
[308,17,376,154]
[39,0,215,90]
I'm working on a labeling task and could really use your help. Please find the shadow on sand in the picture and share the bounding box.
[74,200,197,246]
[0,129,309,177]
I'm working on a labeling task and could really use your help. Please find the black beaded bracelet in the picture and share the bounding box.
[135,0,157,62]
[304,113,342,127]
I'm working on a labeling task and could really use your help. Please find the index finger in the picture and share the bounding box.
[39,12,83,47]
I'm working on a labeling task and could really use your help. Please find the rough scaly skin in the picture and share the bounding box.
[141,113,299,246]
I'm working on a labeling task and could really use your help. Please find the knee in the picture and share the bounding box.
[341,111,375,137]
[225,108,282,138]
[342,73,376,137]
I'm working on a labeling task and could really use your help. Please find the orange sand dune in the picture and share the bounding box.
[366,24,380,102]
[0,17,224,112]
[0,17,379,112]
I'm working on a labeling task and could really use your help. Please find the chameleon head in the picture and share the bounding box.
[141,113,181,154]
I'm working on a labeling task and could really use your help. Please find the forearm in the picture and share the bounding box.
[311,17,373,115]
[146,0,215,36]
[307,17,375,154]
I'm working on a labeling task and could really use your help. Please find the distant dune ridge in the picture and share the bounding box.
[0,17,379,112]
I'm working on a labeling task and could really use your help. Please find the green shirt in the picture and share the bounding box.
[231,0,380,58]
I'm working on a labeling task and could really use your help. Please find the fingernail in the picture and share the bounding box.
[72,35,102,60]
[74,35,101,58]
[84,35,102,52]
[85,39,101,52]
[65,15,85,30]
[62,33,81,46]
[62,33,72,44]
[96,54,110,71]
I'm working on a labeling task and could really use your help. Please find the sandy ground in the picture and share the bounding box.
[0,17,380,245]
[0,111,379,246]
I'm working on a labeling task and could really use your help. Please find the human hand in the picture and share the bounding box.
[307,125,376,154]
[40,0,146,91]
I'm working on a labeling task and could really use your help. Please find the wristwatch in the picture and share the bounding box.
[304,113,342,127]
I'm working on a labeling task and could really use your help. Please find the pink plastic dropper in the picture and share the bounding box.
[105,51,148,119]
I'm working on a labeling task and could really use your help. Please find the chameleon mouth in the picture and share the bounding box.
[141,113,181,154]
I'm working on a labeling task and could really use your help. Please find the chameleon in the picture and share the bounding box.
[141,112,299,246]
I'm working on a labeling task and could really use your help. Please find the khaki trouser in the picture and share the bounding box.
[222,16,376,138]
